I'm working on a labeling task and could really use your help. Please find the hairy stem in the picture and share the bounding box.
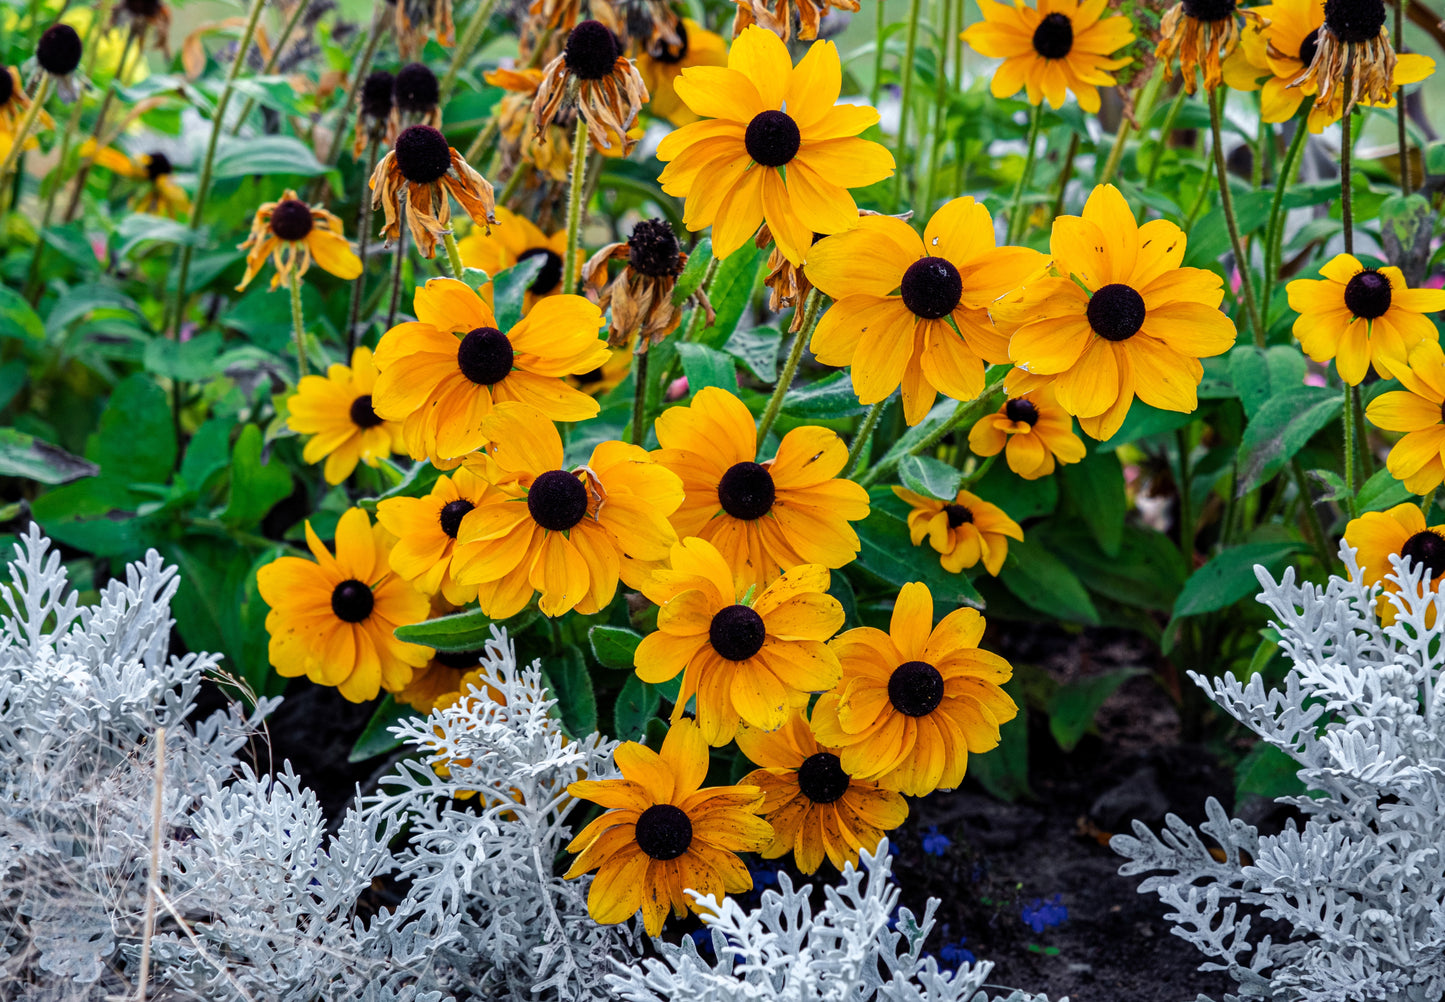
[1006,103,1041,244]
[1208,86,1265,346]
[1341,54,1356,255]
[387,226,409,329]
[1263,114,1309,322]
[844,399,887,478]
[440,0,501,105]
[755,290,823,452]
[563,117,589,294]
[0,74,52,202]
[630,347,650,447]
[227,0,312,139]
[442,230,465,279]
[289,268,308,379]
[61,23,142,223]
[1396,0,1411,195]
[347,138,380,351]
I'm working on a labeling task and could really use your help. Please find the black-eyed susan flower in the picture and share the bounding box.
[652,386,870,592]
[236,188,363,292]
[1366,340,1445,495]
[533,20,649,153]
[1154,0,1263,93]
[113,0,172,54]
[78,141,190,218]
[457,205,569,313]
[376,466,501,605]
[736,708,908,874]
[731,0,860,41]
[569,345,632,397]
[1286,254,1445,386]
[353,69,395,158]
[0,64,52,138]
[452,402,684,617]
[967,385,1086,480]
[36,24,84,100]
[634,537,844,746]
[286,345,405,485]
[256,508,433,703]
[811,583,1019,797]
[893,487,1024,576]
[581,217,712,349]
[1344,503,1445,625]
[656,25,894,266]
[390,62,443,144]
[960,0,1136,113]
[1001,183,1237,441]
[564,717,772,936]
[638,17,729,126]
[370,124,497,260]
[371,278,610,465]
[808,196,1048,425]
[1289,0,1403,117]
[395,0,455,60]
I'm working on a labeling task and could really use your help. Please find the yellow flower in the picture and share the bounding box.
[394,645,494,713]
[807,197,1048,425]
[635,537,844,746]
[656,25,894,266]
[568,345,632,397]
[893,487,1024,576]
[235,188,362,292]
[1154,0,1263,93]
[0,64,52,136]
[1286,253,1445,387]
[960,0,1135,113]
[285,345,405,485]
[376,466,501,606]
[1366,340,1445,495]
[370,125,496,260]
[638,17,729,126]
[811,583,1018,797]
[564,718,772,936]
[652,387,871,592]
[1343,502,1445,626]
[1001,184,1237,440]
[736,708,908,874]
[456,205,569,313]
[967,384,1086,480]
[453,403,684,617]
[256,508,433,703]
[371,278,610,466]
[78,140,190,217]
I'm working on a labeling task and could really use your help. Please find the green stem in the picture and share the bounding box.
[755,290,823,452]
[442,230,465,278]
[1292,460,1333,569]
[1051,131,1080,220]
[871,0,887,112]
[844,399,887,477]
[228,0,311,138]
[630,346,650,447]
[1396,0,1411,194]
[387,226,409,328]
[1184,162,1214,229]
[317,3,387,176]
[657,257,722,391]
[347,138,380,352]
[165,0,268,338]
[563,117,589,294]
[1343,382,1357,515]
[289,268,308,379]
[917,0,952,220]
[892,0,923,208]
[953,0,965,90]
[1422,486,1437,518]
[464,117,501,165]
[1176,426,1194,558]
[0,74,52,199]
[1263,114,1308,322]
[859,381,1007,488]
[1352,379,1373,478]
[1144,85,1187,192]
[440,0,500,106]
[1341,54,1355,255]
[1006,103,1041,244]
[61,23,141,224]
[1097,115,1131,187]
[1208,86,1265,347]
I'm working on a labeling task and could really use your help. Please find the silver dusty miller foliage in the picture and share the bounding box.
[1,526,1051,1001]
[1113,541,1445,1002]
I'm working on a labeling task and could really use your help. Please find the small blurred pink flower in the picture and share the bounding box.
[1230,268,1241,294]
[665,375,689,401]
[1304,371,1326,387]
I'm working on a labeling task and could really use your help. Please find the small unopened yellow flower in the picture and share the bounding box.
[286,346,405,485]
[1366,340,1445,495]
[565,718,772,936]
[637,17,728,126]
[236,189,362,292]
[731,0,860,41]
[811,583,1018,797]
[457,205,568,312]
[533,19,649,153]
[1154,0,1263,93]
[1286,254,1445,386]
[635,537,844,746]
[370,124,497,260]
[960,0,1135,113]
[737,708,908,874]
[894,487,1024,576]
[1344,503,1445,626]
[967,386,1086,480]
[376,466,502,606]
[257,508,433,703]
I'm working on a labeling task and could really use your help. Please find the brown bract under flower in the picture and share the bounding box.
[1155,0,1265,93]
[532,22,650,153]
[369,128,497,259]
[731,0,860,41]
[581,222,713,349]
[396,0,456,60]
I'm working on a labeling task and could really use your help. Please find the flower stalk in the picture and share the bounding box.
[629,345,649,447]
[893,0,924,207]
[859,380,1007,488]
[442,230,465,279]
[1263,112,1309,320]
[440,0,500,106]
[563,117,590,293]
[844,399,887,477]
[347,137,381,351]
[228,0,313,139]
[1341,56,1356,254]
[755,289,823,451]
[0,74,51,201]
[1396,0,1411,195]
[289,269,308,379]
[1006,103,1041,244]
[62,22,142,224]
[1207,86,1265,346]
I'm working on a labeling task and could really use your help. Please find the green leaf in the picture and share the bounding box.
[0,429,98,484]
[671,237,713,306]
[899,454,963,501]
[114,213,207,257]
[1059,452,1126,558]
[211,134,329,179]
[0,360,26,412]
[45,284,142,333]
[854,488,984,608]
[1096,401,1196,450]
[697,242,764,349]
[179,417,235,491]
[394,606,538,649]
[1236,386,1343,493]
[144,330,224,381]
[546,647,597,738]
[1229,344,1307,419]
[1355,467,1413,514]
[349,696,411,762]
[221,424,293,527]
[589,624,644,669]
[967,678,1030,802]
[1047,668,1143,752]
[972,459,1058,520]
[493,256,546,332]
[1048,525,1186,613]
[0,287,45,341]
[780,371,870,419]
[1172,541,1306,620]
[999,537,1100,625]
[676,342,738,393]
[724,325,781,382]
[612,674,660,741]
[84,374,176,484]
[1235,742,1304,801]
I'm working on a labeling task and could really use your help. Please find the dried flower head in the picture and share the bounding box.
[485,66,576,186]
[581,218,713,348]
[1290,0,1399,117]
[1154,0,1264,93]
[395,0,456,60]
[369,124,497,259]
[391,61,443,138]
[353,68,395,157]
[113,0,172,55]
[731,0,861,42]
[533,19,650,153]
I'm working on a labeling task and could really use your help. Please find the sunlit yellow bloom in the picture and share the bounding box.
[285,346,405,484]
[376,466,504,606]
[1344,503,1445,626]
[457,205,568,312]
[236,189,362,292]
[1366,340,1445,495]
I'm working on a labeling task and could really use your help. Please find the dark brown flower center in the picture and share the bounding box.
[900,257,963,320]
[797,752,851,804]
[349,394,383,429]
[361,69,395,120]
[457,327,514,385]
[394,62,439,113]
[1032,12,1074,58]
[1297,29,1321,66]
[269,199,314,242]
[635,803,693,860]
[717,461,775,520]
[565,19,621,79]
[0,66,14,106]
[944,503,973,528]
[576,366,605,385]
[517,247,565,295]
[528,470,589,531]
[123,0,163,16]
[709,604,767,662]
[1005,398,1040,425]
[434,647,486,669]
[1401,530,1445,579]
[1087,283,1147,341]
[648,21,690,64]
[888,660,945,717]
[628,218,684,278]
[1343,269,1391,320]
[745,110,801,168]
[1324,0,1387,42]
[393,124,452,184]
[438,499,475,538]
[1182,0,1237,20]
[331,579,374,622]
[37,24,82,76]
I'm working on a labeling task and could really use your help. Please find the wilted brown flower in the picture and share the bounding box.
[1290,0,1397,117]
[582,218,712,348]
[1155,0,1265,93]
[758,210,901,331]
[395,0,455,60]
[352,69,395,158]
[731,0,860,41]
[113,0,173,55]
[533,19,649,153]
[369,124,497,259]
[486,66,575,183]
